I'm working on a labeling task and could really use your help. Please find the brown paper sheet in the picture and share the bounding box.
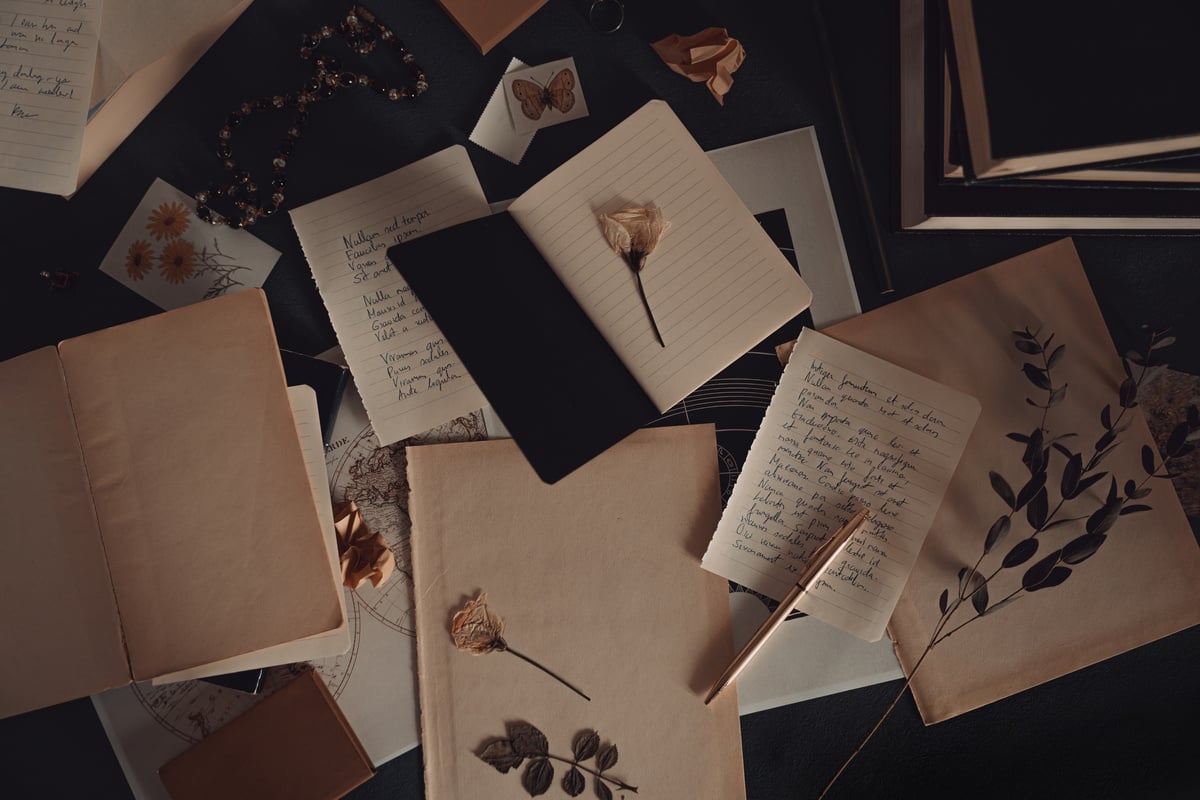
[651,27,746,105]
[407,426,746,799]
[57,290,344,680]
[158,670,374,800]
[0,348,129,719]
[436,0,550,54]
[820,239,1200,723]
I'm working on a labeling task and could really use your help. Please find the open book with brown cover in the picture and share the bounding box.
[0,290,345,720]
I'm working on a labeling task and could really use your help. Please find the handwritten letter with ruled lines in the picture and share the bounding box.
[0,0,101,194]
[290,146,490,445]
[508,100,812,412]
[702,329,980,641]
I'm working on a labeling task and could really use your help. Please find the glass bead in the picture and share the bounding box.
[273,157,287,170]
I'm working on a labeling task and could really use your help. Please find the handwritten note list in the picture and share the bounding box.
[702,329,980,641]
[0,0,101,194]
[290,146,490,445]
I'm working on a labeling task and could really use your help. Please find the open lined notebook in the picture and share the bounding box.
[390,100,813,481]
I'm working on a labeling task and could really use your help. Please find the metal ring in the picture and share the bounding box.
[588,0,624,33]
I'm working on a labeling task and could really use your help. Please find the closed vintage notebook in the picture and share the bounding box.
[158,670,374,800]
[821,239,1200,722]
[0,290,344,719]
[407,426,746,799]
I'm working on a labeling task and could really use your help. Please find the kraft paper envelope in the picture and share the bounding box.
[407,426,746,799]
[819,238,1200,723]
[0,290,344,719]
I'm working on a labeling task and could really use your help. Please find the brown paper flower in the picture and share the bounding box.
[449,592,590,701]
[333,500,395,590]
[651,27,746,105]
[597,206,670,346]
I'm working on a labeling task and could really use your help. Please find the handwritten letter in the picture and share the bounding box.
[0,0,101,194]
[702,329,980,641]
[290,146,490,445]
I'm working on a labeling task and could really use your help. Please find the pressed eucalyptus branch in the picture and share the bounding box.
[819,325,1199,800]
[477,722,638,798]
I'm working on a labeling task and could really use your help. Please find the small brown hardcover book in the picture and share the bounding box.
[159,670,374,800]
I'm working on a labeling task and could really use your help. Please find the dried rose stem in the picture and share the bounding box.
[504,645,592,702]
[628,252,665,347]
[542,753,639,793]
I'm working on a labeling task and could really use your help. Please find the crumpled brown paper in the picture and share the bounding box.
[650,27,746,105]
[333,501,394,589]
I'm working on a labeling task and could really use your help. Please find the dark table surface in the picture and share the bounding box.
[2,1,1198,798]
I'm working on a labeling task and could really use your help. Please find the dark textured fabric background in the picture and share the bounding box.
[0,1,1197,798]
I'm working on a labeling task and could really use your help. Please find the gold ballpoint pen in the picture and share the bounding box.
[704,507,870,705]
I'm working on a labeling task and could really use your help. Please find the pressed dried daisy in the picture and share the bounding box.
[597,206,670,346]
[146,201,191,241]
[451,592,590,701]
[125,240,154,280]
[158,239,196,284]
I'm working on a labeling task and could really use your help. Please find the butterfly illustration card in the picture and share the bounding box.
[502,57,589,135]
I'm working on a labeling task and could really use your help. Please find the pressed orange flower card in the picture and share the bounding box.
[100,179,280,310]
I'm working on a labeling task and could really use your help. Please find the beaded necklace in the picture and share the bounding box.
[194,5,427,229]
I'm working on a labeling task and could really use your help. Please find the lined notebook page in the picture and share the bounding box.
[508,100,812,412]
[291,146,490,445]
[0,0,101,194]
[702,329,980,642]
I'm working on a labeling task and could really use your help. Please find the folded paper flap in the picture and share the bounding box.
[651,28,746,104]
[158,670,374,800]
[406,427,746,798]
[0,348,129,719]
[436,0,550,54]
[390,212,658,483]
[57,290,344,679]
[824,239,1200,722]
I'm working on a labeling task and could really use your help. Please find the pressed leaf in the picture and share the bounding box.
[1124,479,1138,498]
[990,471,1016,510]
[1014,339,1042,355]
[1128,486,1151,500]
[1119,377,1138,408]
[1062,533,1106,565]
[1048,384,1068,407]
[938,588,949,615]
[1106,476,1119,505]
[478,739,524,774]
[984,515,1011,554]
[971,580,989,615]
[1150,335,1177,350]
[523,758,554,797]
[509,722,549,758]
[1021,550,1062,590]
[1094,429,1116,453]
[1002,538,1039,568]
[1024,429,1045,465]
[957,567,969,597]
[1141,445,1156,475]
[1016,473,1046,511]
[1119,504,1152,515]
[1100,404,1113,430]
[1023,363,1052,390]
[1062,454,1083,498]
[1044,333,1055,350]
[1028,566,1072,591]
[1085,503,1122,537]
[1141,364,1168,388]
[573,730,600,762]
[1046,344,1066,370]
[595,780,613,800]
[983,596,1021,616]
[1012,329,1036,340]
[1188,428,1200,443]
[1042,517,1084,531]
[1007,432,1031,443]
[1073,472,1107,498]
[1051,442,1074,459]
[597,744,619,772]
[563,767,586,797]
[1026,398,1041,408]
[1087,444,1120,472]
[1025,487,1049,530]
